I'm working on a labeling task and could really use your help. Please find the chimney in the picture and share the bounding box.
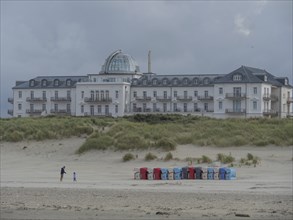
[148,50,151,73]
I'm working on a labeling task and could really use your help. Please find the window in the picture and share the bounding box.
[18,103,22,110]
[96,91,99,100]
[153,91,157,98]
[285,79,288,85]
[219,88,223,95]
[105,105,109,115]
[90,105,94,116]
[184,103,188,112]
[54,79,59,86]
[193,78,199,85]
[42,104,46,111]
[81,91,84,99]
[105,90,109,99]
[162,79,168,85]
[30,104,34,112]
[173,78,178,85]
[115,105,118,113]
[132,79,138,85]
[184,91,188,98]
[42,80,47,86]
[54,104,58,112]
[219,101,222,110]
[153,103,157,112]
[163,91,167,98]
[264,75,267,82]
[143,103,147,112]
[204,103,208,111]
[153,79,158,85]
[253,101,257,110]
[173,103,177,111]
[143,91,147,98]
[115,91,119,99]
[55,91,58,99]
[204,91,208,97]
[183,78,189,85]
[133,103,137,112]
[81,105,84,113]
[30,91,34,99]
[30,80,35,87]
[253,87,257,94]
[67,104,70,113]
[66,79,71,86]
[194,103,198,112]
[143,80,147,86]
[133,91,137,98]
[174,91,177,98]
[101,91,104,100]
[98,105,102,114]
[42,91,46,100]
[67,91,71,99]
[194,91,198,97]
[233,87,241,97]
[233,74,242,81]
[233,100,241,112]
[163,103,167,112]
[203,78,210,84]
[18,91,22,98]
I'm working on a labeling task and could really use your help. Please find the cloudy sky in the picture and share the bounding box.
[1,0,292,117]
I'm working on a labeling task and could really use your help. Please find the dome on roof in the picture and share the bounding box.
[100,50,140,74]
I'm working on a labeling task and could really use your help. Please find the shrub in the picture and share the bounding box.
[164,152,173,161]
[201,155,212,163]
[155,138,176,151]
[122,153,135,162]
[76,135,113,154]
[247,153,254,160]
[115,135,148,150]
[145,152,157,161]
[3,131,23,142]
[216,153,235,164]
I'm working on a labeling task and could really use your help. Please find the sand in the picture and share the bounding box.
[1,137,292,219]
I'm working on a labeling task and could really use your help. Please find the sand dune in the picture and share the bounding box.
[1,138,292,219]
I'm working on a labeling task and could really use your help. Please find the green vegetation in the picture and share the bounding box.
[239,152,261,167]
[145,152,157,161]
[201,155,212,163]
[122,153,135,162]
[164,152,173,161]
[216,153,235,164]
[1,115,292,155]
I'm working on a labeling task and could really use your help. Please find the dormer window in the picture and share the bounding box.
[152,79,158,85]
[41,79,47,87]
[54,79,59,86]
[172,78,178,85]
[233,74,242,81]
[285,78,288,85]
[162,78,168,86]
[264,75,267,82]
[142,80,147,86]
[193,78,199,85]
[29,80,35,87]
[66,79,72,86]
[132,79,138,85]
[203,77,210,84]
[183,78,189,85]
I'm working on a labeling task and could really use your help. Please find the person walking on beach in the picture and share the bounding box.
[73,172,77,182]
[60,166,66,181]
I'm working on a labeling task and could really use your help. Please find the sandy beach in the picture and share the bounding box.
[1,137,292,219]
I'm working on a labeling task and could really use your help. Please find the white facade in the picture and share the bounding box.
[8,50,293,118]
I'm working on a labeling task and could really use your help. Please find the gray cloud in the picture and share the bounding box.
[1,1,292,117]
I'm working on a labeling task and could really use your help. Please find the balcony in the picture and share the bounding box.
[50,109,71,115]
[225,108,246,114]
[287,97,293,104]
[50,97,71,102]
[8,109,13,115]
[8,98,13,104]
[84,112,112,117]
[26,97,47,102]
[263,93,271,101]
[26,109,43,115]
[156,96,171,102]
[176,96,193,101]
[135,96,152,101]
[225,93,246,100]
[198,96,214,101]
[84,97,112,103]
[263,110,278,117]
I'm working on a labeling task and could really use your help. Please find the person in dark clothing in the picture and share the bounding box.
[60,166,66,181]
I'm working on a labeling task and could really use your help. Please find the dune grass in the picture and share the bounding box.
[1,115,292,154]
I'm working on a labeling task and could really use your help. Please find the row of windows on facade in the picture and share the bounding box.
[18,87,269,100]
[29,79,76,87]
[80,105,118,114]
[132,87,262,98]
[18,100,261,113]
[133,77,213,86]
